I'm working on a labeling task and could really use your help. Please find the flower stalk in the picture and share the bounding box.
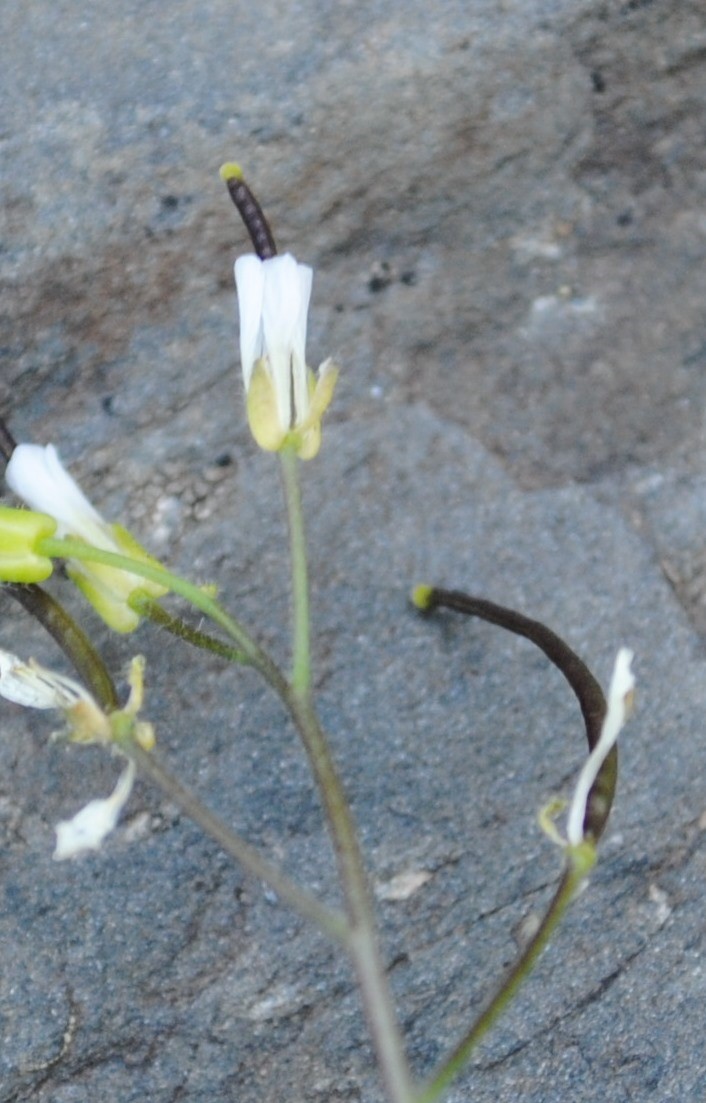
[5,580,347,943]
[415,846,596,1103]
[35,535,288,697]
[278,447,414,1103]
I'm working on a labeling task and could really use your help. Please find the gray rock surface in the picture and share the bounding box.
[1,1,704,1101]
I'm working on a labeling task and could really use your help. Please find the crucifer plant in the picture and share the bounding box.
[0,165,634,1103]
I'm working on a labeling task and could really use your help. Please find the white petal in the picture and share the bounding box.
[261,255,312,430]
[5,443,109,547]
[291,264,313,425]
[0,649,89,710]
[235,254,265,389]
[53,761,135,860]
[566,648,635,846]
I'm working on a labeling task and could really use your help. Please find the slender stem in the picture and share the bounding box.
[6,583,119,710]
[129,592,249,665]
[415,845,596,1103]
[279,448,311,695]
[279,451,414,1103]
[123,740,349,945]
[8,581,346,944]
[38,537,287,697]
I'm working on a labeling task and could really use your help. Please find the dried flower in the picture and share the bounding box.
[566,648,635,847]
[54,762,135,860]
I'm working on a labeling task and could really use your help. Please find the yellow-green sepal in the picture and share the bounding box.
[565,839,597,879]
[0,506,57,583]
[246,358,288,453]
[67,525,169,634]
[292,361,339,460]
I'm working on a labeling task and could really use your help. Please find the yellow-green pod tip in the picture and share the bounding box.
[411,584,435,611]
[219,162,244,183]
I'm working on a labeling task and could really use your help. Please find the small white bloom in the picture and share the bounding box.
[5,443,167,632]
[566,648,635,846]
[54,761,135,860]
[234,253,338,459]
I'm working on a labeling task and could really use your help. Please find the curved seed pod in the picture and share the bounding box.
[220,163,277,259]
[412,586,614,842]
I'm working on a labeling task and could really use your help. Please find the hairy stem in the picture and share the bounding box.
[129,592,249,665]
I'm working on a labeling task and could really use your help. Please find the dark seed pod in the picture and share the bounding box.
[220,163,277,259]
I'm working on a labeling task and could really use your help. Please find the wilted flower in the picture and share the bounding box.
[234,253,338,459]
[566,648,635,847]
[5,443,167,632]
[0,648,154,749]
[0,649,84,711]
[0,650,153,857]
[54,761,135,860]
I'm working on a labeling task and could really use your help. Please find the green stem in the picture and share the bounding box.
[279,448,311,695]
[278,452,414,1103]
[129,592,249,665]
[415,845,595,1103]
[6,583,119,710]
[290,694,416,1103]
[38,537,287,697]
[123,740,349,946]
[8,581,346,945]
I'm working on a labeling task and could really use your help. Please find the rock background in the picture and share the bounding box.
[0,1,704,1101]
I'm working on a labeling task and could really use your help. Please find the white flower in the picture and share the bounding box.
[6,443,108,547]
[5,443,166,632]
[234,253,338,459]
[54,761,135,860]
[566,648,635,846]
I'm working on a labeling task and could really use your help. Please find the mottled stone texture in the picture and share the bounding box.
[0,2,704,1101]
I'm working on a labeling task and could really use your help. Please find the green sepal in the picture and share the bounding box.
[66,524,169,634]
[0,506,57,583]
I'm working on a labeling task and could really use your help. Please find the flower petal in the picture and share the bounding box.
[6,444,102,535]
[53,761,135,860]
[566,648,635,846]
[235,254,265,390]
[0,649,88,710]
[261,254,313,431]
